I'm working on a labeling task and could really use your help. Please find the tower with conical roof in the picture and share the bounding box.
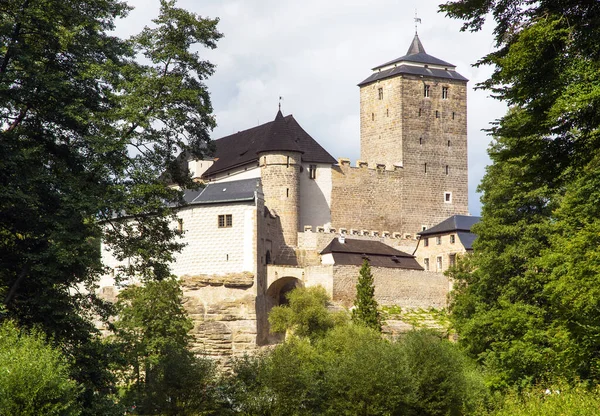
[358,33,469,233]
[258,109,303,248]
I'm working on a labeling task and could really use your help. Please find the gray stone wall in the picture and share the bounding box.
[332,265,449,310]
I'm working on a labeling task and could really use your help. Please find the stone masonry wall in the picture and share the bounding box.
[330,160,405,233]
[260,151,301,247]
[332,265,449,310]
[415,232,468,273]
[401,75,469,234]
[360,77,404,168]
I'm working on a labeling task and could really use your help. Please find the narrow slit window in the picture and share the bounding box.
[435,110,439,118]
[286,156,290,167]
[286,188,289,198]
[419,137,422,145]
[448,140,451,147]
[419,108,422,117]
[445,165,449,175]
[424,85,430,97]
[424,163,427,173]
[452,112,455,120]
[372,113,375,121]
[378,87,383,100]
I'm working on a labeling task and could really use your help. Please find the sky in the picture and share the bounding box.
[116,0,507,216]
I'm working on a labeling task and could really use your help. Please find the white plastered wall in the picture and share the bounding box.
[173,202,256,276]
[300,163,332,230]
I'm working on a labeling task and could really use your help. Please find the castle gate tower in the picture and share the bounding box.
[358,33,470,233]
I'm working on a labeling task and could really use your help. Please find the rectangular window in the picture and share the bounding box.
[450,234,456,244]
[177,218,184,234]
[449,254,456,267]
[442,86,449,99]
[444,192,452,203]
[218,214,232,228]
[424,85,430,97]
[424,238,429,247]
[436,236,441,245]
[378,87,383,100]
[436,256,443,271]
[435,110,439,118]
[309,164,317,179]
[424,258,430,271]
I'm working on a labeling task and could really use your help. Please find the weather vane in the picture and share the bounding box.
[278,96,283,111]
[414,10,422,34]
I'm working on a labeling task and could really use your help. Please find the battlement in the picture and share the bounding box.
[337,157,403,172]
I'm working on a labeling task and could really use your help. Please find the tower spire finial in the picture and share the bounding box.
[278,96,283,112]
[414,10,422,34]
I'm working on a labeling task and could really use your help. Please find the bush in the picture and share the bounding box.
[0,321,81,416]
[492,384,600,416]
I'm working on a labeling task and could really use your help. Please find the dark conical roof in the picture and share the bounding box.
[258,109,303,154]
[406,33,426,55]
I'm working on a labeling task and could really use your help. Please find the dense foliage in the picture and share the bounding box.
[0,321,81,415]
[441,0,600,387]
[0,0,220,409]
[233,287,488,415]
[223,325,487,415]
[268,286,347,341]
[352,259,382,332]
[113,278,220,415]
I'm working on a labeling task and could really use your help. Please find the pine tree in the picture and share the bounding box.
[352,260,382,332]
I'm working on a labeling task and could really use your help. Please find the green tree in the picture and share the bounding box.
[352,259,382,332]
[440,0,600,387]
[0,0,221,409]
[113,278,219,415]
[0,321,81,416]
[268,286,347,341]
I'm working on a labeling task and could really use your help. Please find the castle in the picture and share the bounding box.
[101,33,478,358]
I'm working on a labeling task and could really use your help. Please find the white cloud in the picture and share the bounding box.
[116,0,507,215]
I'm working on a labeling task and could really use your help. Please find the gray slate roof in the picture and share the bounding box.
[183,178,260,205]
[359,34,468,86]
[202,111,336,178]
[417,215,481,237]
[321,238,423,270]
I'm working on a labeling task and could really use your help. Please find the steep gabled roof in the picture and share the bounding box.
[203,111,336,177]
[321,238,423,270]
[359,34,468,86]
[417,215,481,237]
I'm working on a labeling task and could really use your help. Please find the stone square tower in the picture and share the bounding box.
[358,33,469,233]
